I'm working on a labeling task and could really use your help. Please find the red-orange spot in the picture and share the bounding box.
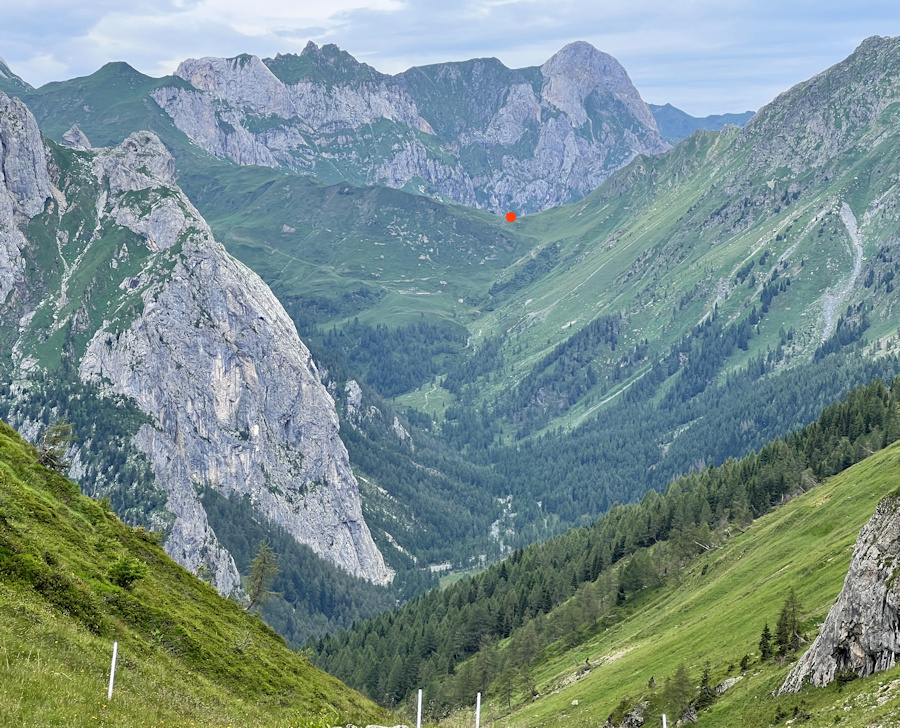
[506,211,516,222]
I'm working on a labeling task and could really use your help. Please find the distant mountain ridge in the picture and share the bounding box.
[649,102,755,141]
[151,40,668,213]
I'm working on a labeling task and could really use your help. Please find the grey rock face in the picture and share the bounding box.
[76,131,391,590]
[61,124,91,150]
[739,35,900,174]
[0,93,52,217]
[540,41,655,130]
[151,41,668,214]
[0,91,52,305]
[778,494,900,694]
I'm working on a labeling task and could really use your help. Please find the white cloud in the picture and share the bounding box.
[1,0,898,114]
[12,53,69,84]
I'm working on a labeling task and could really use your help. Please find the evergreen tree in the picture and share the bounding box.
[695,660,716,709]
[497,663,515,712]
[775,588,804,656]
[36,420,75,473]
[244,541,281,612]
[517,664,537,702]
[759,623,773,660]
[663,662,695,720]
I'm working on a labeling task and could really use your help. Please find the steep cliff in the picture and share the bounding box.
[0,92,52,304]
[149,41,667,213]
[0,90,390,593]
[778,493,900,694]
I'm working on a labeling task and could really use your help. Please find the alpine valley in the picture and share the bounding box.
[3,32,900,728]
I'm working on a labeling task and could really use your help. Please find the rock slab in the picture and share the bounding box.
[778,493,900,694]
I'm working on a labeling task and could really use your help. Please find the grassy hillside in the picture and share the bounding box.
[467,441,900,727]
[0,421,389,727]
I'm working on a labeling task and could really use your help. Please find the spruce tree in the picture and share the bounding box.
[663,662,695,719]
[695,660,716,709]
[775,588,804,656]
[759,623,773,660]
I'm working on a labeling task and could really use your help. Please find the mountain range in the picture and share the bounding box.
[2,35,900,661]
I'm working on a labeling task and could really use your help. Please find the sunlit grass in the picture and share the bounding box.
[0,421,389,727]
[489,442,900,726]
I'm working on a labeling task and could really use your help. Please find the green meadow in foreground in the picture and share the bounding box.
[467,441,900,727]
[0,421,390,728]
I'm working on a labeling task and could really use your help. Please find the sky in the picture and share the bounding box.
[1,1,899,116]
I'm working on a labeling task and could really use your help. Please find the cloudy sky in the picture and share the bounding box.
[2,1,899,116]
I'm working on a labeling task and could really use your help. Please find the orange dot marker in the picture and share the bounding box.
[506,211,516,222]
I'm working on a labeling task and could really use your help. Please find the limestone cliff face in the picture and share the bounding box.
[778,494,900,694]
[0,92,52,305]
[150,41,667,214]
[0,92,390,593]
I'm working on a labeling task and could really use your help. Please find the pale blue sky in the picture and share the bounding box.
[2,0,899,116]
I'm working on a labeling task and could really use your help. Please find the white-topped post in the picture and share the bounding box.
[662,714,667,728]
[417,688,422,728]
[108,641,118,700]
[475,691,481,728]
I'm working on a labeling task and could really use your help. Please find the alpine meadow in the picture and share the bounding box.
[3,20,900,728]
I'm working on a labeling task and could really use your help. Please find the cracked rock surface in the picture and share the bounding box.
[779,493,900,694]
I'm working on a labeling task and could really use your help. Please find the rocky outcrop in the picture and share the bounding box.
[778,493,900,694]
[0,91,51,304]
[150,41,668,214]
[74,131,391,591]
[60,124,91,150]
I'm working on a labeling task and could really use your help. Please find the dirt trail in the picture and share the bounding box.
[822,202,864,341]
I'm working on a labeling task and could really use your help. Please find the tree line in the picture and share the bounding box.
[310,377,900,716]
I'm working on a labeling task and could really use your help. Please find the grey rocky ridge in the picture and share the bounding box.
[778,492,900,694]
[150,40,668,214]
[0,90,390,594]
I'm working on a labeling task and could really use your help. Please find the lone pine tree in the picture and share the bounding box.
[244,541,281,612]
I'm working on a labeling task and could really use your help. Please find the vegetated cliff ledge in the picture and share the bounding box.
[778,492,900,694]
[0,89,390,594]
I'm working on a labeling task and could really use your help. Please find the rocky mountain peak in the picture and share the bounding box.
[1,91,391,593]
[154,41,666,213]
[778,493,900,694]
[541,41,656,129]
[0,91,52,306]
[176,54,289,116]
[93,130,176,194]
[265,42,384,87]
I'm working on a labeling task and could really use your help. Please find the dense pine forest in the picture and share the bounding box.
[311,376,900,717]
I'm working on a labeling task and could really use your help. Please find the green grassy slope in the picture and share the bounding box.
[0,420,389,727]
[487,442,900,727]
